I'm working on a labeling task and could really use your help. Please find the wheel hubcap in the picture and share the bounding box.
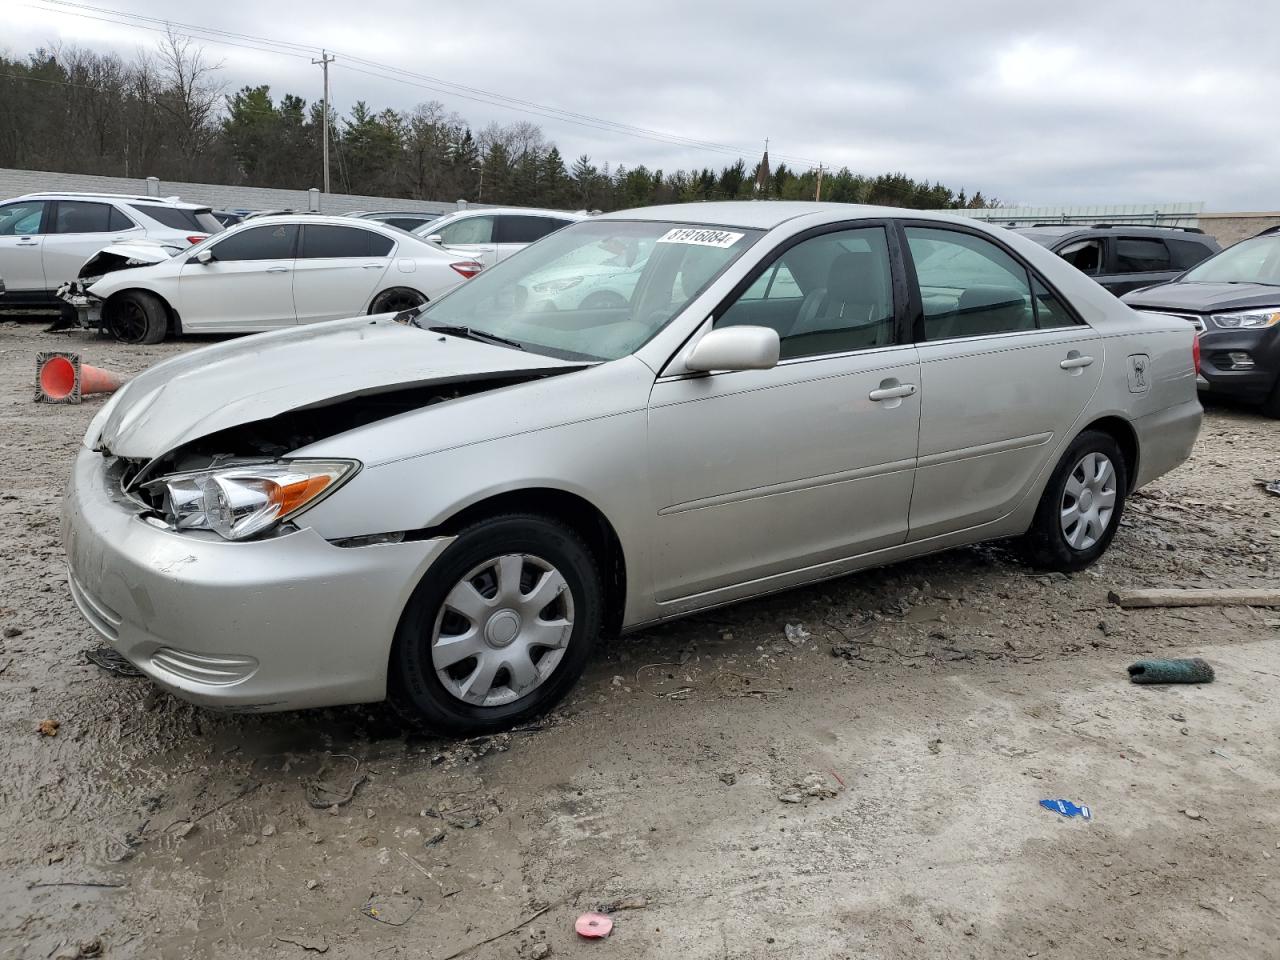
[1060,452,1118,551]
[431,554,574,707]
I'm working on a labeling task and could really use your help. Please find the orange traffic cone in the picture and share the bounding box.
[35,352,128,404]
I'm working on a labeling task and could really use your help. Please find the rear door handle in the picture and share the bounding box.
[266,266,290,273]
[362,263,383,270]
[16,239,38,246]
[1060,355,1094,370]
[868,383,917,402]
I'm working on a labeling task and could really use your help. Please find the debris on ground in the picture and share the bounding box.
[304,754,368,809]
[719,771,737,786]
[575,912,613,939]
[1108,587,1280,609]
[36,719,60,737]
[1128,658,1215,684]
[1255,479,1280,497]
[1040,799,1092,820]
[84,646,143,677]
[361,892,424,926]
[779,772,839,803]
[2,625,22,638]
[600,894,649,913]
[1183,808,1204,821]
[784,623,811,645]
[276,933,329,953]
[424,826,446,846]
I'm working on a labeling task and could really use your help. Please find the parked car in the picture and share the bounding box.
[210,210,249,227]
[63,215,484,343]
[415,207,585,263]
[1014,224,1219,296]
[1123,226,1280,416]
[0,192,223,310]
[63,202,1200,734]
[349,209,446,232]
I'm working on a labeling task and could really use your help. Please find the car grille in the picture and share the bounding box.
[1134,307,1204,331]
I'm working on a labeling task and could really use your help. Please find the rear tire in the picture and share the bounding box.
[388,514,603,736]
[369,287,427,315]
[107,290,168,344]
[1019,430,1128,572]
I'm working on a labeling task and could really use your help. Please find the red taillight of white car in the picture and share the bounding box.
[450,261,484,279]
[1192,334,1201,375]
[186,234,209,246]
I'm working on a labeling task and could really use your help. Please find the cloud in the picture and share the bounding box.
[6,0,1276,208]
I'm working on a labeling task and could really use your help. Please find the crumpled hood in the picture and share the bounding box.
[94,315,581,458]
[1123,281,1280,313]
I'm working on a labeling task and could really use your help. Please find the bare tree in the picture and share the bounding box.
[153,28,224,173]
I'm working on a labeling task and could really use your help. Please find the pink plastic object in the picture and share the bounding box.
[575,912,613,939]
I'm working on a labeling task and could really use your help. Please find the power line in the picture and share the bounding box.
[22,0,829,169]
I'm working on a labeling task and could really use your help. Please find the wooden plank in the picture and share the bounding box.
[1108,588,1280,609]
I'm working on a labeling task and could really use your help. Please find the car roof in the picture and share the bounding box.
[593,201,991,230]
[12,192,210,211]
[435,207,587,219]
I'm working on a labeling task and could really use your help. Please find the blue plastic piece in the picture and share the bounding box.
[1040,798,1092,820]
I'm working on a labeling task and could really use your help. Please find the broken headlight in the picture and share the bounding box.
[142,459,358,541]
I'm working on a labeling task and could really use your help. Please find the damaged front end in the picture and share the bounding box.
[57,241,181,328]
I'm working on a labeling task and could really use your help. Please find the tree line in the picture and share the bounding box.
[0,37,997,211]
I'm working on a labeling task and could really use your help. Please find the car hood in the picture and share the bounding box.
[1122,281,1280,313]
[93,315,583,459]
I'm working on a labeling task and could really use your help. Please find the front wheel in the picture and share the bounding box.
[1019,430,1128,572]
[389,514,603,736]
[106,290,168,344]
[1261,377,1280,419]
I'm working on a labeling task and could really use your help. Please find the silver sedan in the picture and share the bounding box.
[62,202,1202,734]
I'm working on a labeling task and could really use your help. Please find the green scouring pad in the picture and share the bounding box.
[1127,658,1215,684]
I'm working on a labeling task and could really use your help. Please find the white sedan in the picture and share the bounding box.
[74,215,484,343]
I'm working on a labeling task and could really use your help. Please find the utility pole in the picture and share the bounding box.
[312,50,335,193]
[814,164,824,202]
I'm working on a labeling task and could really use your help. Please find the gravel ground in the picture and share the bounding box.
[1,317,1278,959]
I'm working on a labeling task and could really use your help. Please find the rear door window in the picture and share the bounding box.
[299,224,393,258]
[51,201,113,234]
[1115,237,1172,273]
[496,216,571,244]
[209,224,297,261]
[905,226,1037,340]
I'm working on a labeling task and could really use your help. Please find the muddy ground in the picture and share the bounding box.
[1,316,1278,960]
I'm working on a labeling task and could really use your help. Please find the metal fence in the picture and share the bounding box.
[931,202,1205,229]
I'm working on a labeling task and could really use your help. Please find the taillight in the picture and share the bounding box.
[1192,334,1201,375]
[450,261,483,279]
[185,234,208,246]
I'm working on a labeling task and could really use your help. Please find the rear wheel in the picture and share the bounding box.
[1019,430,1127,572]
[369,287,427,315]
[389,514,603,736]
[106,290,168,344]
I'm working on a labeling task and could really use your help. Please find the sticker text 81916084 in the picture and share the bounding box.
[655,227,745,249]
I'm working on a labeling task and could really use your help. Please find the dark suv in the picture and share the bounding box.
[1014,224,1220,296]
[1123,227,1280,417]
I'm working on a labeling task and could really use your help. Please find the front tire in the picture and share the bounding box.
[1261,377,1280,419]
[389,514,603,736]
[1019,430,1127,572]
[106,291,168,344]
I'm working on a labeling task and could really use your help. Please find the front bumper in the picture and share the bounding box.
[57,280,103,329]
[1196,327,1280,402]
[61,449,449,712]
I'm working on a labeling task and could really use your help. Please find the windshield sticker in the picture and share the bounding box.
[656,227,745,248]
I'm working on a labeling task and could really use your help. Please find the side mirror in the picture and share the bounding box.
[424,234,444,245]
[685,325,780,373]
[193,248,213,264]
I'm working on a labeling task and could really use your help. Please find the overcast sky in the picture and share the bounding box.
[7,0,1277,210]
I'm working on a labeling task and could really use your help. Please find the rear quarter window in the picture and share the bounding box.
[1168,238,1216,271]
[131,205,222,234]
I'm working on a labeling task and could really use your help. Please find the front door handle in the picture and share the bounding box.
[868,383,917,402]
[1060,354,1094,370]
[362,263,383,270]
[16,239,38,246]
[266,266,290,273]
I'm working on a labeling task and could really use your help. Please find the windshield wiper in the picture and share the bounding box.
[426,324,525,351]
